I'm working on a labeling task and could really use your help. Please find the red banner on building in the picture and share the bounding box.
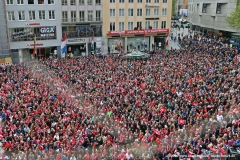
[108,29,169,35]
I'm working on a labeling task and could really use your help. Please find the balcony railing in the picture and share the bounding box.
[62,18,102,23]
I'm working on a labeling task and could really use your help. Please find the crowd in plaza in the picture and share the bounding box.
[0,31,240,160]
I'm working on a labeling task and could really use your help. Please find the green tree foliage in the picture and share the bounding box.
[226,0,240,28]
[172,0,177,17]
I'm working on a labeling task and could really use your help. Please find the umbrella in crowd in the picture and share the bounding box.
[123,50,150,60]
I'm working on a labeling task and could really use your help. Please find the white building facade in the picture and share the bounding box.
[188,0,240,39]
[60,0,103,56]
[5,0,62,62]
[0,0,10,58]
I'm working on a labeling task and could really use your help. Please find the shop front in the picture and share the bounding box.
[9,39,61,63]
[106,29,169,53]
[62,25,103,56]
[108,38,125,54]
[30,47,57,59]
[9,26,57,42]
[25,42,58,60]
[66,38,89,56]
[154,34,167,50]
[66,37,102,56]
[127,37,150,52]
[9,25,60,61]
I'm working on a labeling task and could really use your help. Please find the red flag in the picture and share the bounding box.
[188,151,194,159]
[210,147,218,153]
[153,129,161,135]
[165,33,169,46]
[219,147,226,156]
[208,154,211,160]
[118,34,122,51]
[178,119,186,125]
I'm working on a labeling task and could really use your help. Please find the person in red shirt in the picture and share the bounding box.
[118,149,126,160]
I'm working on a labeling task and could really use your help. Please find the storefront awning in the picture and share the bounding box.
[107,29,169,36]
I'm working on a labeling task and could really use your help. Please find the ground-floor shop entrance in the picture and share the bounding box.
[29,47,57,59]
[107,36,150,54]
[154,35,166,50]
[66,44,87,57]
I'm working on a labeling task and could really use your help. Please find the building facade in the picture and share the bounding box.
[176,0,188,18]
[182,0,188,9]
[102,0,172,54]
[5,0,62,62]
[188,0,240,39]
[60,0,103,56]
[177,0,188,10]
[0,0,10,58]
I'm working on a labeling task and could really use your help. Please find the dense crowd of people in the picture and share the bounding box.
[0,31,240,160]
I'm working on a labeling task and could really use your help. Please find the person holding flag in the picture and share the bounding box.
[61,34,67,58]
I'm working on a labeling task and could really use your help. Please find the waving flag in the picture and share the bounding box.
[165,33,169,46]
[61,34,67,54]
[91,32,94,51]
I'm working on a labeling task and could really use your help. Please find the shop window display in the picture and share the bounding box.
[108,38,125,53]
[127,37,149,51]
[9,26,56,42]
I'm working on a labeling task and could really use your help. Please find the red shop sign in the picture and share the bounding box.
[26,23,41,26]
[108,29,169,35]
[26,43,43,47]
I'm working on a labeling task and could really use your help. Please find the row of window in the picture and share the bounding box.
[6,0,54,5]
[189,3,222,14]
[6,0,168,5]
[202,3,222,14]
[110,0,167,3]
[9,25,103,42]
[62,25,102,38]
[110,8,167,17]
[110,21,167,31]
[7,10,55,21]
[62,0,101,5]
[62,11,101,22]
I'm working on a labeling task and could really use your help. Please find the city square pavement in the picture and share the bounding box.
[168,27,190,50]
